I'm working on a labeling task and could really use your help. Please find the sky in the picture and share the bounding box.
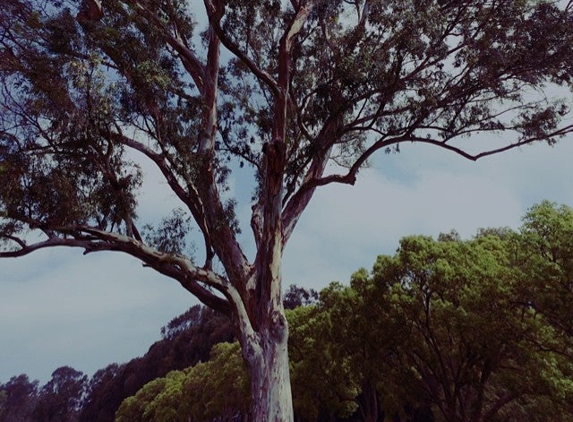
[1,135,572,385]
[2,1,573,386]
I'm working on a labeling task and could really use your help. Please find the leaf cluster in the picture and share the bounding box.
[115,342,249,422]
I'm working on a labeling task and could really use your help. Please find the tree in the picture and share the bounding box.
[317,275,414,422]
[364,233,573,422]
[80,363,125,422]
[115,342,250,422]
[515,201,573,338]
[2,0,573,419]
[288,301,362,422]
[283,284,319,310]
[294,228,573,422]
[33,366,88,422]
[0,374,39,422]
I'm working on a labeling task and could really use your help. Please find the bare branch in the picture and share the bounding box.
[110,132,217,268]
[286,124,573,227]
[86,226,225,287]
[1,226,234,314]
[0,237,90,258]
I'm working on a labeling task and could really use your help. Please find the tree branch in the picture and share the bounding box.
[122,0,207,93]
[110,132,216,266]
[73,226,233,306]
[0,237,91,258]
[482,392,520,421]
[204,0,279,97]
[1,226,234,314]
[281,119,337,245]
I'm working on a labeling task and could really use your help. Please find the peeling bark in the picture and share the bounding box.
[243,310,293,422]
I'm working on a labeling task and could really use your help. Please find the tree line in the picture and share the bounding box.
[0,287,312,422]
[0,306,236,422]
[3,0,573,417]
[114,201,573,422]
[3,200,573,422]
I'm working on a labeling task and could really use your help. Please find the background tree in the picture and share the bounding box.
[114,376,171,422]
[288,301,362,422]
[288,224,573,422]
[80,363,125,422]
[0,374,39,422]
[324,272,421,422]
[3,0,573,419]
[366,233,573,422]
[514,201,573,338]
[283,284,319,310]
[33,366,88,422]
[115,342,250,422]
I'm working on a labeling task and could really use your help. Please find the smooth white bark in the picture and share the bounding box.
[244,312,293,422]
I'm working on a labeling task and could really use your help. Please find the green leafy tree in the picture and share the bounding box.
[338,270,420,422]
[304,272,431,422]
[3,0,573,418]
[115,342,249,422]
[114,377,170,422]
[288,302,361,422]
[302,227,573,422]
[515,201,573,337]
[367,233,573,422]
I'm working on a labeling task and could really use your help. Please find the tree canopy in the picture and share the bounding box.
[4,201,573,421]
[115,342,249,422]
[113,202,573,422]
[3,0,573,418]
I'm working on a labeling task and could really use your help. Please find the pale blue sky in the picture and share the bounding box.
[1,136,572,384]
[2,0,573,385]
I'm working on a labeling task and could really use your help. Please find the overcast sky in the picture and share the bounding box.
[2,0,573,386]
[1,135,572,385]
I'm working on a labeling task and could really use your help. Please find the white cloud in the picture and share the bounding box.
[2,132,573,384]
[283,138,573,290]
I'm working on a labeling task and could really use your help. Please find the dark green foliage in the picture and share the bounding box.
[0,374,39,422]
[79,305,234,422]
[515,201,573,338]
[79,364,123,422]
[33,366,87,422]
[0,368,87,422]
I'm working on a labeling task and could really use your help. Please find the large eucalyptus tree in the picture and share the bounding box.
[2,0,573,419]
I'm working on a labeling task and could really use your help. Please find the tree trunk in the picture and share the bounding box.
[359,380,380,422]
[245,312,294,422]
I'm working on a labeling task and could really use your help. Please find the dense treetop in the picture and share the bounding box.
[118,202,573,422]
